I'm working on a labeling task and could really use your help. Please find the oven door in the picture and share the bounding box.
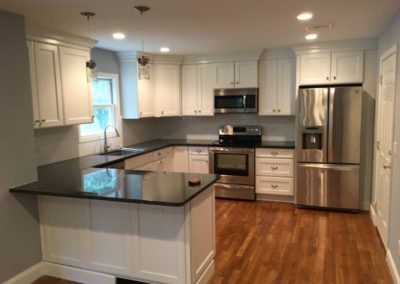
[209,147,255,185]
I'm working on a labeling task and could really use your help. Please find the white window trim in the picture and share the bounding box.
[79,72,122,143]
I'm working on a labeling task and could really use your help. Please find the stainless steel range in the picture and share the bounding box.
[209,125,262,200]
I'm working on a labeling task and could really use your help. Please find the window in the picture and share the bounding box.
[79,73,120,142]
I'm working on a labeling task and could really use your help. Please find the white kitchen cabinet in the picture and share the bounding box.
[154,64,181,117]
[216,62,235,88]
[216,60,258,89]
[255,148,294,196]
[135,162,154,171]
[58,46,92,125]
[27,41,64,128]
[137,64,155,118]
[298,50,364,85]
[182,64,215,116]
[299,52,332,85]
[259,58,295,115]
[188,147,209,174]
[173,146,189,173]
[331,50,364,84]
[235,60,258,88]
[125,153,153,170]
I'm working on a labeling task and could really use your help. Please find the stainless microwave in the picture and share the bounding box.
[214,88,258,114]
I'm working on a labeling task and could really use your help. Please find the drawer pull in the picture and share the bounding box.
[271,151,278,155]
[271,184,278,188]
[271,166,279,170]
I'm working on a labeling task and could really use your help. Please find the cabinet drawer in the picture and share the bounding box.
[152,147,172,161]
[256,176,294,196]
[256,158,294,177]
[189,147,209,156]
[125,153,153,170]
[256,148,294,159]
[135,162,154,171]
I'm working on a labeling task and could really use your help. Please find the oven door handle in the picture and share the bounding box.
[215,183,254,190]
[209,147,255,154]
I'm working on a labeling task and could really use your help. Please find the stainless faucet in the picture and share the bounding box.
[103,125,120,153]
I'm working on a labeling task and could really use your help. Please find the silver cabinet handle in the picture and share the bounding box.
[326,76,330,81]
[230,82,234,85]
[271,151,278,155]
[271,184,278,188]
[271,166,279,170]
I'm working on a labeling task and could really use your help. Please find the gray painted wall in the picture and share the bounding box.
[0,10,42,282]
[378,10,400,274]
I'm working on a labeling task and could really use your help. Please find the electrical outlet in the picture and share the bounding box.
[398,240,400,256]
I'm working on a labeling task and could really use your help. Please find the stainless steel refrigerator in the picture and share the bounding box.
[296,85,363,210]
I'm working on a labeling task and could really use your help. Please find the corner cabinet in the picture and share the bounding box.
[27,40,92,128]
[182,64,216,116]
[259,58,295,115]
[154,64,181,117]
[216,60,258,88]
[298,50,364,85]
[58,47,92,125]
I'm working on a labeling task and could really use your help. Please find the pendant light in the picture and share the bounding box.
[81,11,97,82]
[134,5,151,80]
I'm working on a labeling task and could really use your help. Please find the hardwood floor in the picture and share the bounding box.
[31,200,393,284]
[31,275,81,284]
[209,200,393,284]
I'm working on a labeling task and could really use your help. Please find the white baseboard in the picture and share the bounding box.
[196,260,214,284]
[3,262,46,284]
[3,262,115,284]
[370,204,376,225]
[387,249,400,284]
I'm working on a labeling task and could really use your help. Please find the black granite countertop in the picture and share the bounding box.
[10,138,294,206]
[10,169,218,207]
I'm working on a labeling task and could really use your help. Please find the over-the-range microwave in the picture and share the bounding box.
[214,88,258,114]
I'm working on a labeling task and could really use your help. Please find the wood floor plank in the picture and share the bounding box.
[209,200,393,284]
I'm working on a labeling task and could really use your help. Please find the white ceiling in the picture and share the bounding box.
[1,0,400,55]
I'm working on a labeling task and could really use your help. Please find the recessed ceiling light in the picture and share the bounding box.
[297,12,313,21]
[305,33,318,40]
[160,47,170,53]
[112,32,126,40]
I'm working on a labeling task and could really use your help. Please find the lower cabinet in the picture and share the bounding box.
[124,148,173,172]
[188,147,209,174]
[173,146,189,172]
[38,186,215,284]
[255,148,294,196]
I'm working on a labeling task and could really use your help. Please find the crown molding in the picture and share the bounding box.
[260,48,296,60]
[26,25,97,50]
[292,37,377,54]
[182,50,263,64]
[116,51,183,64]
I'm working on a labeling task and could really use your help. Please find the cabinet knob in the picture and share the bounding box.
[326,76,330,81]
[161,111,164,115]
[41,119,46,122]
[273,109,276,112]
[230,82,234,85]
[199,110,202,113]
[236,82,239,84]
[271,151,278,155]
[271,166,279,170]
[194,110,197,113]
[333,76,337,80]
[277,109,281,112]
[271,184,278,188]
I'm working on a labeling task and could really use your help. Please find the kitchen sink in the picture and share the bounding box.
[99,148,145,156]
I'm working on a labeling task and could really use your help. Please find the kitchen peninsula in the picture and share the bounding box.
[10,145,218,284]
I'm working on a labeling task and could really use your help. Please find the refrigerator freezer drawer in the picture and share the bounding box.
[296,163,360,209]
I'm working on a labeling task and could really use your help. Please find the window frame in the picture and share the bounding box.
[79,73,121,143]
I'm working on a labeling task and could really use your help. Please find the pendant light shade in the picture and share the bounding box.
[135,5,150,80]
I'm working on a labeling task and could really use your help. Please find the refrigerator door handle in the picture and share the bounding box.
[297,163,359,171]
[328,87,335,162]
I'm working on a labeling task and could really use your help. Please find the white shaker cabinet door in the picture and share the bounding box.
[259,60,278,115]
[215,62,235,89]
[277,58,295,115]
[182,64,198,116]
[30,41,64,128]
[189,155,210,174]
[331,50,364,84]
[59,46,92,125]
[235,60,258,88]
[154,64,181,117]
[198,63,216,116]
[138,64,155,118]
[299,52,332,85]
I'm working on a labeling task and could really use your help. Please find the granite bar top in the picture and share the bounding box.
[10,138,294,206]
[10,169,218,207]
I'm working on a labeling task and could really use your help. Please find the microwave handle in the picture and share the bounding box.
[243,95,246,108]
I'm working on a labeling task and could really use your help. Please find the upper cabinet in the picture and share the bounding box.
[154,64,181,117]
[216,60,258,88]
[58,47,92,125]
[27,41,64,128]
[259,58,295,115]
[137,65,155,118]
[298,50,364,85]
[27,39,92,129]
[182,64,216,116]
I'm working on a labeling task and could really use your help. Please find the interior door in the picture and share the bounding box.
[374,45,397,247]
